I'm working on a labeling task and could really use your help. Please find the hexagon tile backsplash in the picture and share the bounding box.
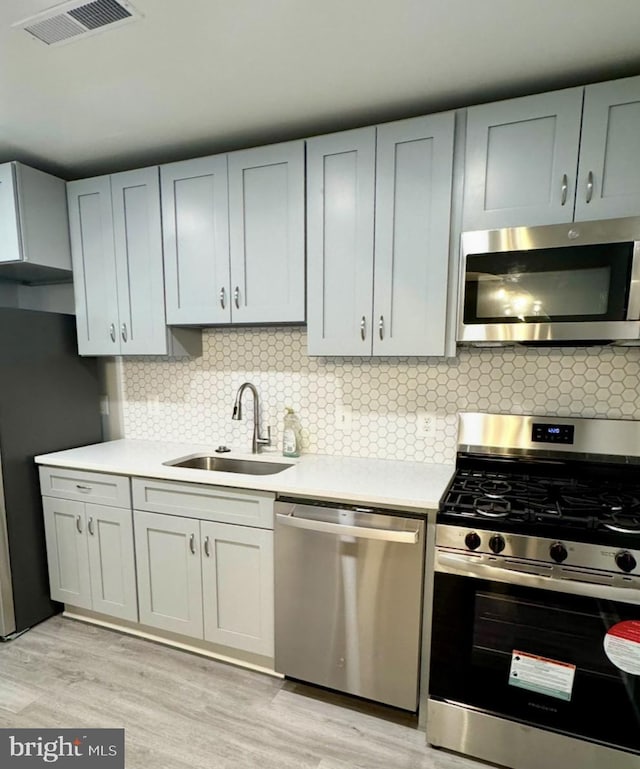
[119,327,640,464]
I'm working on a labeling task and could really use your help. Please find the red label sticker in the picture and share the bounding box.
[604,620,640,675]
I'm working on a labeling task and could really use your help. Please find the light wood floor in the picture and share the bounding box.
[0,616,488,769]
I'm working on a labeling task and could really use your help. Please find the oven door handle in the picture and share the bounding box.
[436,552,640,604]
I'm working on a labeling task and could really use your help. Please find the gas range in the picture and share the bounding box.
[437,412,640,581]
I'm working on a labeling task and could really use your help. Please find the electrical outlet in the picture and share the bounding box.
[416,411,437,439]
[335,405,353,431]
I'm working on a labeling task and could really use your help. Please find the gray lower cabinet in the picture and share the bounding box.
[42,497,138,622]
[134,510,274,657]
[162,140,305,326]
[132,478,275,658]
[307,114,455,356]
[67,167,200,356]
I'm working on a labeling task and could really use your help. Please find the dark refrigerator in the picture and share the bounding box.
[0,307,102,639]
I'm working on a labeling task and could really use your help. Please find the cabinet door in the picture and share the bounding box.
[575,76,640,221]
[0,164,21,263]
[86,504,138,622]
[201,521,274,657]
[228,141,305,323]
[373,114,455,356]
[307,128,376,355]
[134,510,203,637]
[67,176,120,355]
[161,156,231,324]
[111,167,169,355]
[463,88,583,230]
[42,497,91,609]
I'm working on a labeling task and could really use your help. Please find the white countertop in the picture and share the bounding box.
[35,440,454,512]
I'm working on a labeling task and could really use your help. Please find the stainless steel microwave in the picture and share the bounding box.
[458,217,640,345]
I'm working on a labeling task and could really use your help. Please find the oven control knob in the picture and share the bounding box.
[465,532,481,551]
[549,542,568,563]
[616,551,637,573]
[489,534,506,554]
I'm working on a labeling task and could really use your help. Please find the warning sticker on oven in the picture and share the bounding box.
[508,650,576,701]
[604,620,640,675]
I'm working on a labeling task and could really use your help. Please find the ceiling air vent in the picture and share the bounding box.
[14,0,140,46]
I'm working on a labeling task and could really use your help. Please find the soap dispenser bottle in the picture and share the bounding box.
[282,407,302,458]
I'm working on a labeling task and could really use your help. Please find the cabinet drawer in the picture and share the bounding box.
[39,466,131,508]
[132,478,274,529]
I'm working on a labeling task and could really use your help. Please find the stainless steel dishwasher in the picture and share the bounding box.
[275,497,425,711]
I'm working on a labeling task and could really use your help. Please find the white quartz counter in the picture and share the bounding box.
[35,440,454,512]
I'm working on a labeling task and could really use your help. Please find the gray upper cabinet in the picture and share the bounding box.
[463,88,584,230]
[373,114,455,356]
[162,140,305,326]
[575,75,640,221]
[68,168,200,356]
[307,127,377,355]
[0,162,71,277]
[307,116,455,357]
[228,141,305,324]
[161,155,231,325]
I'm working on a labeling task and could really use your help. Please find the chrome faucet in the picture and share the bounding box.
[232,382,271,454]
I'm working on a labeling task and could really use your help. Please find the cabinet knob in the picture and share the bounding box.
[189,533,196,555]
[234,286,240,310]
[586,170,594,203]
[360,316,367,341]
[121,323,128,343]
[560,174,568,206]
[88,517,95,536]
[109,323,116,343]
[220,287,226,310]
[204,536,211,558]
[76,515,83,534]
[379,315,385,341]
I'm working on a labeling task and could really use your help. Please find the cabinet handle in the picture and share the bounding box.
[189,534,196,555]
[76,515,83,534]
[586,170,594,203]
[560,174,568,205]
[234,286,240,309]
[360,316,367,341]
[379,315,385,341]
[220,287,226,309]
[75,484,91,493]
[109,323,116,342]
[88,517,95,536]
[121,323,128,343]
[204,536,211,558]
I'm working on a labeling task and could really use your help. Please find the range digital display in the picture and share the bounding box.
[532,423,575,444]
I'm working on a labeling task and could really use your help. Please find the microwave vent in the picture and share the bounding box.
[15,0,140,46]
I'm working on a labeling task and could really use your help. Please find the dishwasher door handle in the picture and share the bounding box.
[276,512,419,544]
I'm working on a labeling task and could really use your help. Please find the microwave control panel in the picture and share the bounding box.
[531,423,575,444]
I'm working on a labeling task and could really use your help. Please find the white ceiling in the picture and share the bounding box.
[2,0,640,180]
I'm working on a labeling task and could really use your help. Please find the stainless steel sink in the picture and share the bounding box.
[164,454,293,475]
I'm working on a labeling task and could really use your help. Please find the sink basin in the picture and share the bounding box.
[164,454,293,475]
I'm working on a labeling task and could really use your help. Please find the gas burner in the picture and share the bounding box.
[474,498,511,517]
[602,513,640,535]
[479,479,512,498]
[599,492,640,514]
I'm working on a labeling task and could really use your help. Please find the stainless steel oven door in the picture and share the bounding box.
[430,547,640,756]
[457,217,640,344]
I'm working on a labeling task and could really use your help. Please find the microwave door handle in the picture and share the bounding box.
[436,552,640,604]
[276,512,419,544]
